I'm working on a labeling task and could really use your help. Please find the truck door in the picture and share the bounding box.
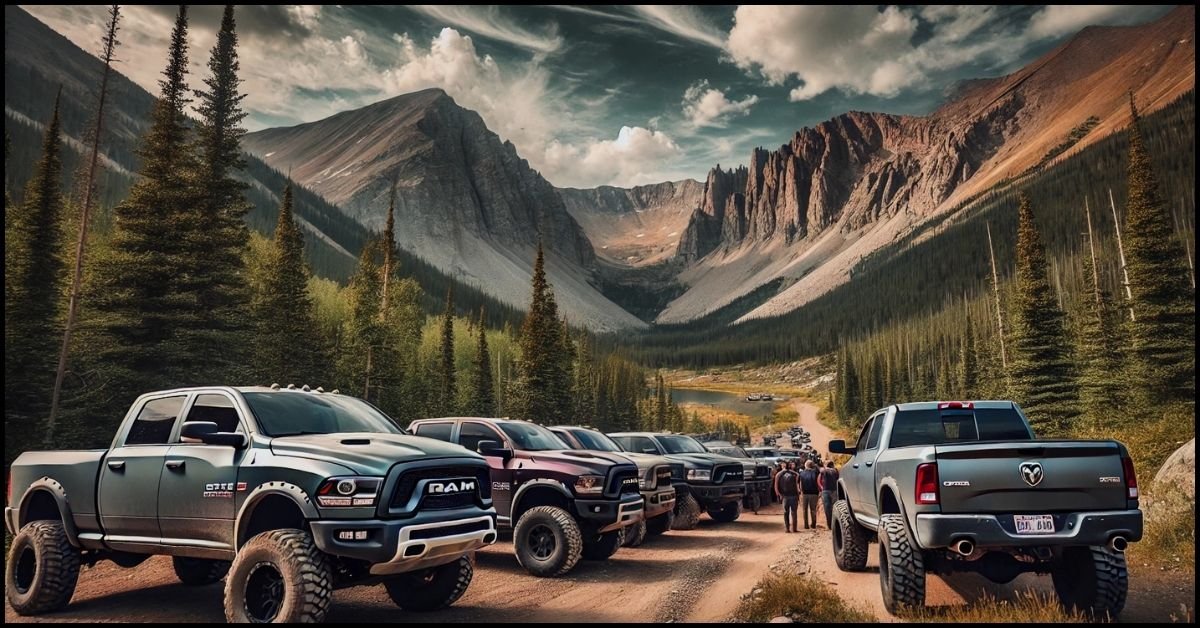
[844,416,875,514]
[458,421,513,520]
[852,414,886,520]
[99,394,187,542]
[158,392,249,550]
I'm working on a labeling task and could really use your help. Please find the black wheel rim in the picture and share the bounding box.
[14,546,36,594]
[244,562,285,623]
[529,524,556,560]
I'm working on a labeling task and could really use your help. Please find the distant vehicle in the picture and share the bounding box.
[745,393,775,402]
[830,401,1142,617]
[744,446,784,466]
[6,386,498,622]
[700,441,773,512]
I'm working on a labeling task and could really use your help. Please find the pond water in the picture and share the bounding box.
[670,388,779,418]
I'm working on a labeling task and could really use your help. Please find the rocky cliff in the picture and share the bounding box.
[559,179,702,266]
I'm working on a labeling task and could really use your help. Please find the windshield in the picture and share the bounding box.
[244,392,403,437]
[498,422,569,451]
[657,435,708,454]
[569,429,623,452]
[889,407,1033,448]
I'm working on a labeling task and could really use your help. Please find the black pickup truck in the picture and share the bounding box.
[409,417,643,577]
[5,386,497,622]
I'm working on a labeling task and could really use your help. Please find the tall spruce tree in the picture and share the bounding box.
[515,243,569,423]
[958,313,977,397]
[5,94,66,455]
[1074,238,1126,425]
[1010,193,1080,434]
[572,332,598,424]
[654,372,668,430]
[438,287,457,414]
[341,241,383,401]
[468,308,496,416]
[1121,96,1195,402]
[254,182,321,385]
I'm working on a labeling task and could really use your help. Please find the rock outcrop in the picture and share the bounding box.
[559,179,702,265]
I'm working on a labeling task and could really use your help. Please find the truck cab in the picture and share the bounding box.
[409,417,643,577]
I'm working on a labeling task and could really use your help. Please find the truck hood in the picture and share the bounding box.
[661,452,742,469]
[615,451,673,474]
[525,449,633,474]
[269,433,480,475]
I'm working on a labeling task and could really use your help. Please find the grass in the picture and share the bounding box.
[678,403,755,428]
[734,574,876,623]
[910,591,1087,623]
[1134,486,1196,574]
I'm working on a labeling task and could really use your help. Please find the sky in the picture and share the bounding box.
[25,5,1174,189]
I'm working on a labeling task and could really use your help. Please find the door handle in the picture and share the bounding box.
[107,460,125,471]
[852,463,859,468]
[165,460,186,471]
[865,462,873,467]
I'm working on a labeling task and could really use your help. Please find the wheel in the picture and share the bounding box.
[708,501,741,523]
[745,491,762,514]
[1051,546,1128,619]
[173,556,230,586]
[581,530,623,561]
[224,529,332,623]
[622,519,648,548]
[513,506,583,577]
[832,499,868,571]
[646,510,673,536]
[5,521,81,615]
[384,555,473,611]
[878,513,925,614]
[672,492,702,530]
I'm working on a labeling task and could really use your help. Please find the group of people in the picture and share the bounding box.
[772,459,839,533]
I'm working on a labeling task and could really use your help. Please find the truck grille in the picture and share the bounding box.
[654,465,673,488]
[608,468,641,496]
[755,465,770,479]
[391,466,491,510]
[713,464,743,484]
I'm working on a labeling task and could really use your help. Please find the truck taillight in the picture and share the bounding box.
[1121,456,1138,499]
[915,463,939,504]
[938,401,973,409]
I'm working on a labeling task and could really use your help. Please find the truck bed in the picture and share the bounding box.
[9,449,107,519]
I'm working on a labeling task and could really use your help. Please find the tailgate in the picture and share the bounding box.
[934,441,1127,513]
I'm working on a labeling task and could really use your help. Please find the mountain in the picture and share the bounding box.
[659,5,1195,324]
[243,90,645,331]
[558,180,702,266]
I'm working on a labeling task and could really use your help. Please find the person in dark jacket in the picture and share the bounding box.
[774,461,800,532]
[818,460,840,529]
[799,460,821,529]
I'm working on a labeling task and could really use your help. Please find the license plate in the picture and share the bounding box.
[1014,514,1055,535]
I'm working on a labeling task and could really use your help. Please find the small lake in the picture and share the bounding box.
[670,388,780,418]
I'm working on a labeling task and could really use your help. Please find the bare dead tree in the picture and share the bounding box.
[985,222,1009,387]
[1108,188,1135,321]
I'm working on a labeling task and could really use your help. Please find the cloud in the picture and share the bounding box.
[628,6,727,50]
[406,5,562,54]
[682,80,759,128]
[1028,5,1171,39]
[543,126,683,188]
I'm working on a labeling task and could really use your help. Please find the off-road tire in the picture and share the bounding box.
[622,519,648,547]
[745,491,762,514]
[832,499,868,571]
[224,529,332,623]
[173,556,230,586]
[384,555,473,611]
[5,521,80,615]
[646,510,673,536]
[878,513,925,614]
[513,506,583,577]
[1051,546,1128,619]
[581,530,623,561]
[708,501,741,523]
[672,492,702,530]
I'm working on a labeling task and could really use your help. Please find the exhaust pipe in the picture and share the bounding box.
[1108,536,1128,553]
[951,539,975,556]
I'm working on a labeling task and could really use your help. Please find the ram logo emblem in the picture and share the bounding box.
[426,479,475,495]
[1019,462,1044,487]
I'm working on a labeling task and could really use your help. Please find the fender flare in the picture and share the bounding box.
[19,477,81,547]
[234,481,319,548]
[876,476,910,522]
[511,478,573,518]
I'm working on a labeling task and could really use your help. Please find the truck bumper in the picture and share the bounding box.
[309,511,497,576]
[688,483,745,508]
[641,487,677,520]
[576,494,644,533]
[4,506,16,536]
[914,510,1144,549]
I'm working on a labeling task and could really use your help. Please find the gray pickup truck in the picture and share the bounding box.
[5,386,498,622]
[829,401,1142,617]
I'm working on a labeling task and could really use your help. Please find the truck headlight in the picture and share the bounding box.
[687,469,711,481]
[317,476,382,507]
[574,475,605,495]
[639,471,655,490]
[743,469,755,480]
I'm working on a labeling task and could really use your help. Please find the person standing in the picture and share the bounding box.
[774,461,800,532]
[799,460,821,529]
[818,460,840,529]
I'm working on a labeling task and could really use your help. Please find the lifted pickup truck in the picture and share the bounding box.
[609,432,747,530]
[829,401,1142,617]
[5,386,497,622]
[409,417,643,577]
[701,440,773,513]
[548,425,677,547]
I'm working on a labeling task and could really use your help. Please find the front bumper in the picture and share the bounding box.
[576,493,644,533]
[688,482,745,507]
[641,487,677,520]
[310,511,497,576]
[914,510,1143,549]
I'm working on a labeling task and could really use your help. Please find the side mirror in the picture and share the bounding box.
[181,421,246,448]
[477,440,513,460]
[828,439,854,455]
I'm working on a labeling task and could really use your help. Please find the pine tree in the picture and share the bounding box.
[1010,193,1080,434]
[341,241,383,401]
[572,332,597,424]
[253,182,321,385]
[958,313,977,397]
[654,372,668,430]
[841,350,861,424]
[5,94,66,455]
[1121,96,1195,402]
[468,308,496,416]
[438,287,457,414]
[515,243,569,423]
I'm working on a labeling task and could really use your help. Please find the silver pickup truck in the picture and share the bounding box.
[829,401,1142,618]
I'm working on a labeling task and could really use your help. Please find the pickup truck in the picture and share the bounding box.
[548,425,677,547]
[609,432,747,529]
[5,386,497,622]
[828,401,1142,617]
[701,440,773,513]
[409,417,643,577]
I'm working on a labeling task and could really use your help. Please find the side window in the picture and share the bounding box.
[611,436,633,451]
[631,436,658,454]
[459,422,503,453]
[548,429,574,448]
[413,422,453,442]
[854,418,875,452]
[865,415,885,450]
[181,394,242,439]
[125,396,186,445]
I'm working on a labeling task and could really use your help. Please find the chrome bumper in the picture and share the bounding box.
[914,510,1143,549]
[368,514,497,576]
